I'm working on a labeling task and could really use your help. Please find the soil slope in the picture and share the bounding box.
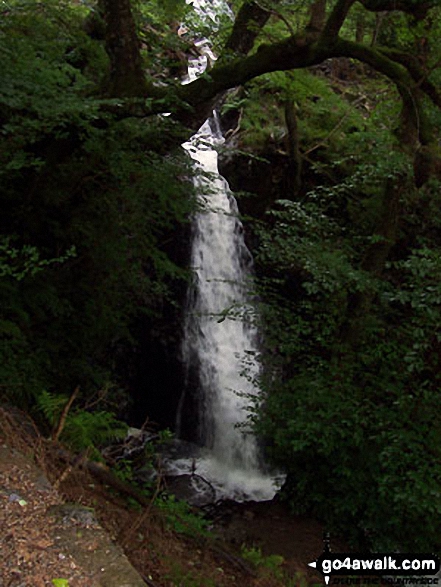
[0,407,332,587]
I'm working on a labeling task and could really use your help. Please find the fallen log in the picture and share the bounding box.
[55,447,154,508]
[55,448,257,578]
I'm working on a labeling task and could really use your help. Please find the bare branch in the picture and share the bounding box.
[255,0,296,36]
[52,386,80,443]
[303,96,367,156]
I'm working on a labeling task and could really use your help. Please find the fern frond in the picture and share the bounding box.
[36,390,68,427]
[62,410,128,453]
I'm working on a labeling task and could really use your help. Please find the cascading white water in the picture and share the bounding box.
[183,122,259,450]
[178,117,277,501]
[174,0,278,501]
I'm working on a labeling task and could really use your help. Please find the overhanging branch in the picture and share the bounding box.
[378,47,441,109]
[178,34,326,105]
[358,0,436,20]
[94,18,439,150]
[328,38,432,144]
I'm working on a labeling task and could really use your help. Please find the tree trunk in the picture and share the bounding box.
[355,13,365,43]
[99,0,146,98]
[340,176,403,346]
[307,0,327,32]
[224,1,271,56]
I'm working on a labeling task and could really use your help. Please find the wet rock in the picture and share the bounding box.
[165,473,216,507]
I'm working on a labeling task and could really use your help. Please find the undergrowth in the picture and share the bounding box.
[241,545,322,587]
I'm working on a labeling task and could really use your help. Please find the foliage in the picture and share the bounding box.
[107,445,210,541]
[164,563,216,587]
[1,0,441,561]
[228,54,441,551]
[156,493,209,537]
[252,161,441,550]
[0,0,195,413]
[241,545,285,579]
[61,409,128,454]
[104,427,209,539]
[234,69,368,153]
[0,238,76,282]
[241,545,312,586]
[37,390,128,455]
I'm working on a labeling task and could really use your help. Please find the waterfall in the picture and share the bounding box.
[178,116,276,501]
[174,1,278,501]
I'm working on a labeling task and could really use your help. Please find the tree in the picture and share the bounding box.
[3,0,441,180]
[0,0,195,416]
[149,0,441,552]
[214,3,441,548]
[2,0,441,552]
[92,0,441,180]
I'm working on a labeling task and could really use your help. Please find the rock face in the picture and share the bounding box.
[127,216,192,430]
[0,445,146,587]
[218,143,288,221]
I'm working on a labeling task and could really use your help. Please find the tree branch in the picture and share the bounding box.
[52,386,80,443]
[320,0,357,41]
[224,0,271,56]
[327,38,433,144]
[358,0,436,20]
[303,96,367,155]
[100,34,426,145]
[180,34,326,103]
[92,8,440,150]
[378,47,441,109]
